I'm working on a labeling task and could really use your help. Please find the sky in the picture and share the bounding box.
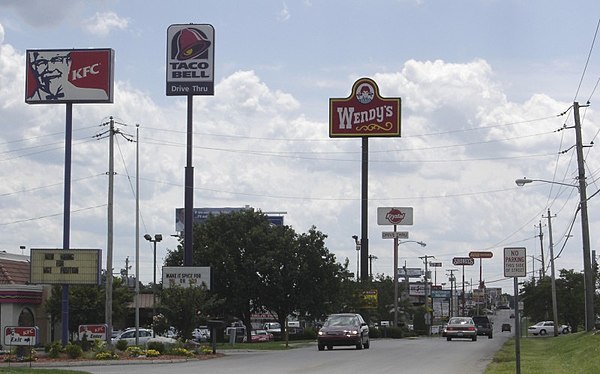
[1,0,600,295]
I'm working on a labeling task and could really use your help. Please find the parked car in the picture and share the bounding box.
[225,326,247,343]
[501,323,512,332]
[111,328,154,346]
[472,316,493,339]
[250,329,274,343]
[317,313,370,351]
[445,317,477,341]
[193,327,210,342]
[527,321,570,335]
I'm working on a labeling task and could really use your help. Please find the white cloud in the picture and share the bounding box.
[0,23,4,44]
[82,12,129,37]
[277,3,291,22]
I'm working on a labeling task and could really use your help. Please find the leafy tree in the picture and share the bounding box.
[556,269,584,332]
[157,284,223,340]
[43,277,133,339]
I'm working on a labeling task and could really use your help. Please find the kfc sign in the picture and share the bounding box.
[329,77,401,137]
[25,49,114,104]
[4,326,39,346]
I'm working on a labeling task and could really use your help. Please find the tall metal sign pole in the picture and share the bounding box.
[452,257,474,316]
[167,24,215,266]
[25,48,114,345]
[329,78,401,281]
[504,247,526,374]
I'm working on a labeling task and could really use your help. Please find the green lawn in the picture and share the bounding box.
[486,332,600,374]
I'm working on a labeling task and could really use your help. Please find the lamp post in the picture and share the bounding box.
[144,233,162,331]
[516,177,594,332]
[394,240,426,328]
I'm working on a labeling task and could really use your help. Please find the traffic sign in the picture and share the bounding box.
[452,257,475,266]
[504,247,526,277]
[469,251,493,259]
[382,231,409,239]
[429,262,442,267]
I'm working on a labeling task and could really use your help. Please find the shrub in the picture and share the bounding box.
[95,351,119,360]
[46,341,63,358]
[115,339,129,351]
[388,327,404,339]
[302,327,318,340]
[126,346,144,357]
[146,341,165,354]
[145,349,160,357]
[65,343,83,359]
[199,345,213,355]
[369,327,381,338]
[168,347,193,357]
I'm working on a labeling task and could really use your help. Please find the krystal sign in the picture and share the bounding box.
[329,77,401,137]
[377,207,413,225]
[25,48,114,104]
[166,24,215,96]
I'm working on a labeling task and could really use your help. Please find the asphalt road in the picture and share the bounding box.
[32,311,516,374]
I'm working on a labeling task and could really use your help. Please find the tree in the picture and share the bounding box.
[43,277,133,339]
[157,285,223,340]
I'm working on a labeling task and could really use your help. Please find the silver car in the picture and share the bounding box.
[445,317,477,341]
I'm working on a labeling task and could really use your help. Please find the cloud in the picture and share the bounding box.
[82,12,129,37]
[0,0,84,27]
[277,3,291,22]
[0,23,4,44]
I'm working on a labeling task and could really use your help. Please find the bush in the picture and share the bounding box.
[388,327,404,339]
[46,341,62,358]
[302,327,318,340]
[168,347,193,357]
[369,327,381,338]
[125,346,144,357]
[65,343,83,359]
[115,340,128,351]
[95,351,119,360]
[145,349,160,357]
[146,341,165,354]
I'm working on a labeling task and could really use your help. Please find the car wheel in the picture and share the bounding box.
[563,328,569,334]
[446,337,451,341]
[363,339,370,349]
[356,340,363,350]
[318,344,324,351]
[539,329,547,336]
[488,334,493,339]
[327,345,333,350]
[472,335,477,341]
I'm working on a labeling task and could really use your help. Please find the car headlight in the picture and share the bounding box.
[318,331,323,336]
[345,330,358,335]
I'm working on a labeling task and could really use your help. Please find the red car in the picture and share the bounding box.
[250,329,274,342]
[317,313,370,351]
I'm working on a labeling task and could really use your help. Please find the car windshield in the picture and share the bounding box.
[448,317,471,325]
[325,315,358,327]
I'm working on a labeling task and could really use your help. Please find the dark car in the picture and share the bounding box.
[501,323,511,332]
[317,313,370,351]
[472,316,493,339]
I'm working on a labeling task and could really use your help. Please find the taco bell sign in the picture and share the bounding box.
[329,77,401,137]
[166,24,215,96]
[25,48,114,104]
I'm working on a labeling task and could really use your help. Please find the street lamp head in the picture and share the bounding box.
[515,178,532,187]
[144,234,152,241]
[417,241,426,247]
[155,234,163,242]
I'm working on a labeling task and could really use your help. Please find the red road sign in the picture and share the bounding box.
[469,251,493,259]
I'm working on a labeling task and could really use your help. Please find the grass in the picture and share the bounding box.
[485,332,600,374]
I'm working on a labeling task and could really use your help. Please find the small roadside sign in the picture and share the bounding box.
[469,251,493,259]
[452,257,475,266]
[382,231,409,239]
[504,247,526,277]
[4,326,39,346]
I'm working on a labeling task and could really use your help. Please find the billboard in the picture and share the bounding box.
[25,49,114,104]
[329,77,401,137]
[163,266,211,289]
[377,207,413,225]
[175,207,284,231]
[30,248,101,285]
[166,24,215,96]
[4,326,40,346]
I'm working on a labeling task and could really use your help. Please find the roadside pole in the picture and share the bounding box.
[504,247,526,374]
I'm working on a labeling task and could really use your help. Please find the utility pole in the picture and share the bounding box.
[419,255,435,336]
[573,101,594,332]
[535,221,546,277]
[368,254,378,279]
[543,209,559,337]
[447,269,457,318]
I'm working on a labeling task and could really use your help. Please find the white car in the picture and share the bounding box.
[527,321,570,335]
[111,328,154,346]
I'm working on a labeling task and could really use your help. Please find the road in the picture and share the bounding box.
[48,312,514,374]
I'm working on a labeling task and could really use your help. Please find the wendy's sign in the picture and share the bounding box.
[329,77,401,137]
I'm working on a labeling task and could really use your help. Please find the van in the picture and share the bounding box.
[472,316,493,338]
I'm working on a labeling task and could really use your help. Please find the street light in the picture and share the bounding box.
[394,240,426,328]
[516,176,595,332]
[144,233,162,332]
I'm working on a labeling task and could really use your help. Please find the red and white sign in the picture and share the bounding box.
[25,49,114,104]
[377,207,413,225]
[78,324,108,340]
[329,77,401,137]
[4,326,38,346]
